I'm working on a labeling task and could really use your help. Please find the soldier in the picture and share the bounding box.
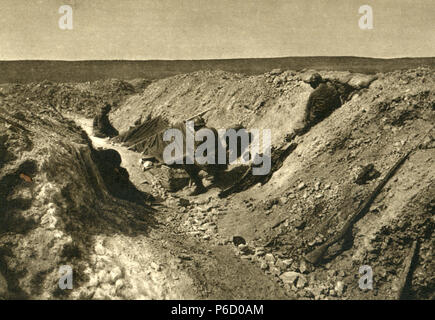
[304,73,342,128]
[93,148,154,203]
[93,103,119,138]
[181,117,228,195]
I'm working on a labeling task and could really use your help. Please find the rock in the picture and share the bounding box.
[150,262,161,271]
[335,281,346,296]
[232,236,246,246]
[110,267,123,283]
[93,287,107,300]
[78,287,95,299]
[88,273,99,287]
[95,243,106,255]
[310,286,323,299]
[238,244,250,254]
[264,253,276,264]
[297,182,306,190]
[254,247,265,257]
[275,259,290,271]
[178,198,190,207]
[296,275,308,289]
[299,260,309,274]
[327,270,338,279]
[270,68,282,75]
[294,219,306,230]
[115,279,124,292]
[420,135,435,149]
[97,270,111,284]
[260,262,269,270]
[353,164,380,185]
[348,74,377,89]
[270,266,281,276]
[280,271,300,285]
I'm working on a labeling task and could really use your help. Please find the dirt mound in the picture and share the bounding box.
[111,67,433,299]
[111,69,377,146]
[0,92,157,299]
[217,67,434,299]
[0,66,433,300]
[0,78,149,119]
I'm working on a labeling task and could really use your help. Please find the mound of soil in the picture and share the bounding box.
[0,66,433,300]
[0,91,156,299]
[112,67,434,300]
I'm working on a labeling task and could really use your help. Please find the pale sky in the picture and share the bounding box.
[0,0,434,60]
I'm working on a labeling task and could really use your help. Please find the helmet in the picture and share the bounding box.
[308,73,323,88]
[101,103,112,113]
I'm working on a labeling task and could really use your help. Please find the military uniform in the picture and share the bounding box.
[93,104,119,138]
[305,74,342,128]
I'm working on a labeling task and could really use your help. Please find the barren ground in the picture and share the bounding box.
[0,67,433,300]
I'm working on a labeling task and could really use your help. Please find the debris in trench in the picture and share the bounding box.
[232,236,246,246]
[353,164,381,185]
[305,147,414,265]
[219,142,298,198]
[19,173,32,183]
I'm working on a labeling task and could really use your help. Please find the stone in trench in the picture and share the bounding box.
[299,260,309,274]
[280,271,300,285]
[150,262,161,271]
[270,266,281,276]
[238,244,250,254]
[264,253,276,264]
[297,182,306,190]
[335,281,346,296]
[294,219,306,230]
[110,267,123,283]
[275,259,292,271]
[95,243,106,255]
[260,262,269,270]
[232,236,246,246]
[178,198,190,207]
[98,270,111,284]
[296,275,308,289]
[254,247,265,256]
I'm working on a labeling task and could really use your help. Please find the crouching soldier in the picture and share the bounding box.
[93,103,119,138]
[180,117,228,196]
[304,73,342,128]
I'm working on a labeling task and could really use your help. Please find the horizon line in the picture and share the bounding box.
[1,55,434,63]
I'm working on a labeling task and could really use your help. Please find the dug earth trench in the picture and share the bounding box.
[0,67,433,300]
[71,117,292,300]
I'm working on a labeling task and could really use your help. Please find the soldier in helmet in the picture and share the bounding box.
[183,116,228,195]
[304,73,342,128]
[93,103,119,138]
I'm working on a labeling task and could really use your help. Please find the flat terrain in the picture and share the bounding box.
[1,57,434,83]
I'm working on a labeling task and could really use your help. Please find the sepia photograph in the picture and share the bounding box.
[0,0,434,307]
